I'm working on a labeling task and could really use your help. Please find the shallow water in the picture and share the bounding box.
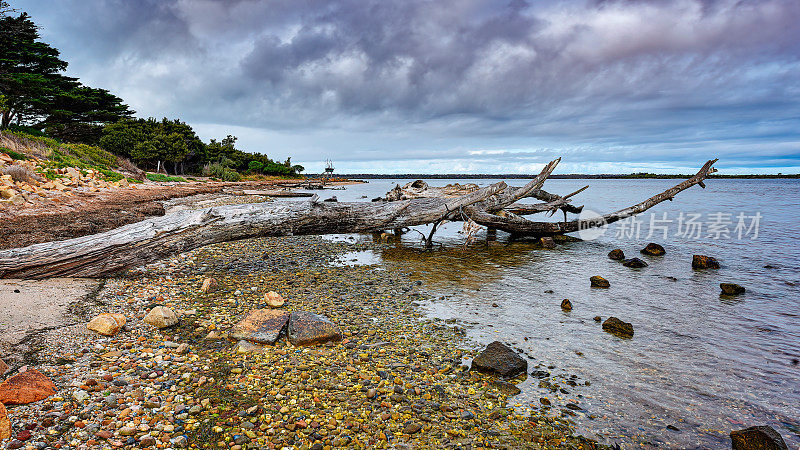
[289,178,800,448]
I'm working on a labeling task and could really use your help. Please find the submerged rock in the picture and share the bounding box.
[593,316,602,322]
[730,425,788,450]
[590,276,610,288]
[539,237,556,249]
[287,311,342,346]
[264,291,285,308]
[560,299,573,311]
[608,249,625,260]
[602,317,634,338]
[86,313,126,336]
[143,306,178,329]
[721,283,746,295]
[622,257,648,268]
[692,254,720,269]
[641,243,666,256]
[235,340,263,354]
[471,341,528,378]
[491,380,522,396]
[230,309,291,345]
[0,368,57,405]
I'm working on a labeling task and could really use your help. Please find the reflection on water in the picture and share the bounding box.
[330,250,382,267]
[313,178,800,449]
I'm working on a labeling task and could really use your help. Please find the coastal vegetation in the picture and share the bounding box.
[0,1,302,179]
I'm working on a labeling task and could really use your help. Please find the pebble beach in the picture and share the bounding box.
[0,232,599,449]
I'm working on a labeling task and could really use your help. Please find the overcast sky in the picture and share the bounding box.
[15,0,800,174]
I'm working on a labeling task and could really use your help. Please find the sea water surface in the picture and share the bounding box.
[293,178,800,448]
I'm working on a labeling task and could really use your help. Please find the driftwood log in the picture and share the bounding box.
[0,158,717,279]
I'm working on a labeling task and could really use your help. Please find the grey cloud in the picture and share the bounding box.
[13,0,800,172]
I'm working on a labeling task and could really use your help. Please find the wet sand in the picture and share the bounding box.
[0,278,99,366]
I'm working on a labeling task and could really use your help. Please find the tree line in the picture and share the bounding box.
[0,1,303,177]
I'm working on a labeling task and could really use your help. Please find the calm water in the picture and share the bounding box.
[294,178,800,448]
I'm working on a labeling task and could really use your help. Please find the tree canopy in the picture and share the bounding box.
[100,119,303,176]
[0,3,132,140]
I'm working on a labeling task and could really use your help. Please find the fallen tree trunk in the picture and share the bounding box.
[0,159,717,279]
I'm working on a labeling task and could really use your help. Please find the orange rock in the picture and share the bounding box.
[200,277,218,293]
[0,402,10,440]
[0,368,57,405]
[264,291,285,308]
[86,313,126,336]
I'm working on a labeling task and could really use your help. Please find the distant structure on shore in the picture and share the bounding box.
[320,159,335,182]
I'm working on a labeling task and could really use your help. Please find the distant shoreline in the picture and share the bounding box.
[321,173,800,179]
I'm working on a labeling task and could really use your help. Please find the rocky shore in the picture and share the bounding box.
[0,234,599,449]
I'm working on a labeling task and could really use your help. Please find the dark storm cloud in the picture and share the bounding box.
[13,0,800,173]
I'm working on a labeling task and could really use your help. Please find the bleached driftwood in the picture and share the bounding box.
[0,159,717,279]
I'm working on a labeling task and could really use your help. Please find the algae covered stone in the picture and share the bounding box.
[287,310,342,346]
[590,276,610,288]
[641,243,666,256]
[721,283,746,295]
[230,309,291,345]
[602,317,634,338]
[622,257,648,268]
[608,249,625,260]
[730,425,788,450]
[471,341,527,378]
[560,299,573,311]
[692,254,720,269]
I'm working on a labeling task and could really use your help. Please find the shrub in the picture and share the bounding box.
[220,169,241,182]
[146,173,187,182]
[3,131,119,169]
[0,146,27,160]
[248,160,264,173]
[262,161,291,175]
[6,124,46,137]
[2,164,42,183]
[98,169,125,182]
[202,162,241,181]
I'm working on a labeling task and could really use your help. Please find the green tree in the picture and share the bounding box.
[100,117,203,173]
[43,82,133,143]
[0,6,131,137]
[0,9,67,128]
[248,160,264,173]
